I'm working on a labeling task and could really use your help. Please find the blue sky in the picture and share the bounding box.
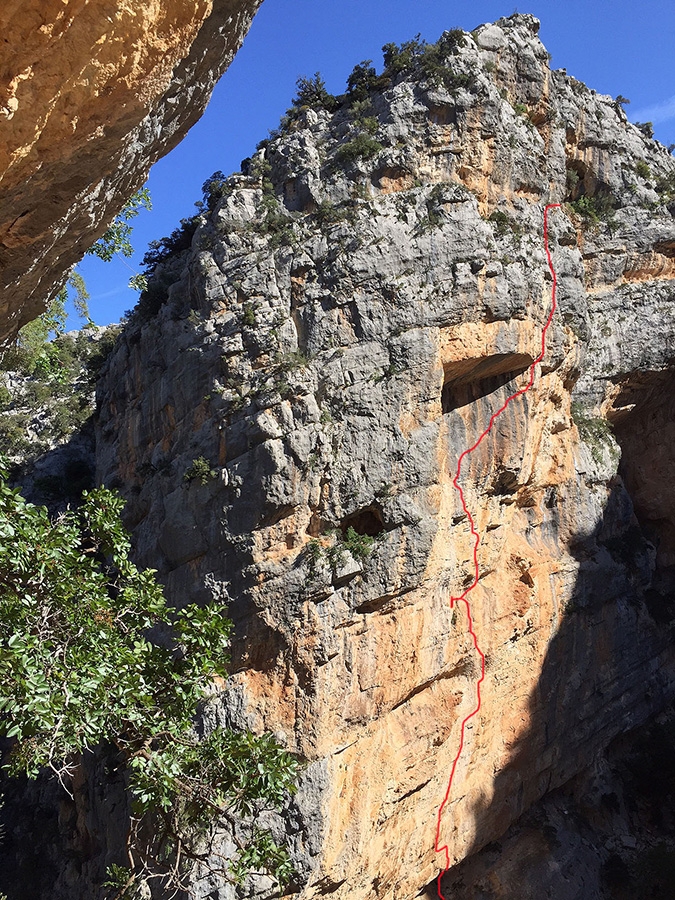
[75,0,675,327]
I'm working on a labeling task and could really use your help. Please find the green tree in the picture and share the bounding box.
[0,466,298,895]
[2,189,151,374]
[86,187,152,262]
[292,72,339,112]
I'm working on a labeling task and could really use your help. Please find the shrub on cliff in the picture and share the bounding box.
[568,191,617,227]
[292,72,339,113]
[0,325,119,464]
[0,467,298,895]
[335,132,384,165]
[382,29,469,91]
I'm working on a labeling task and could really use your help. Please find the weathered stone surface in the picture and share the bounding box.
[0,0,262,343]
[88,13,675,899]
[439,700,675,900]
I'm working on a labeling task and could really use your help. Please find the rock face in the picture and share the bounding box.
[0,0,262,344]
[92,14,675,900]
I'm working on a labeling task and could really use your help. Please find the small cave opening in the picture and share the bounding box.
[565,158,588,201]
[607,367,675,614]
[441,353,533,413]
[341,506,385,538]
[565,158,614,210]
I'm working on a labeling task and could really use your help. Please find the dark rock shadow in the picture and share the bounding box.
[430,370,675,899]
[8,415,96,513]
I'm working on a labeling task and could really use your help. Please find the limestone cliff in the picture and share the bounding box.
[0,0,262,344]
[10,13,675,899]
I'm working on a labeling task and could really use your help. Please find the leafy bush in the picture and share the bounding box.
[241,302,257,327]
[252,192,297,248]
[635,159,652,180]
[415,183,451,233]
[346,60,388,102]
[568,192,617,226]
[137,171,232,285]
[635,121,654,139]
[292,72,339,112]
[275,349,310,373]
[0,326,119,464]
[382,34,427,75]
[197,170,230,213]
[488,209,521,237]
[335,133,384,165]
[141,216,199,273]
[313,200,354,228]
[305,539,324,578]
[655,170,675,202]
[382,30,469,91]
[86,188,152,263]
[343,526,374,561]
[184,456,216,485]
[571,402,618,464]
[0,468,298,893]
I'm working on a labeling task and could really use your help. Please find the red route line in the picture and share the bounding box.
[434,203,562,900]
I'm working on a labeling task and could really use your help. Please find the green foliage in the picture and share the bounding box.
[343,526,374,561]
[335,133,383,165]
[304,539,324,578]
[230,828,296,886]
[275,349,309,373]
[6,288,73,377]
[382,34,427,75]
[141,216,199,273]
[138,172,232,281]
[568,192,617,226]
[566,166,580,197]
[382,30,469,91]
[488,209,521,238]
[415,183,450,233]
[127,273,148,293]
[0,468,299,893]
[198,170,230,213]
[324,541,347,571]
[655,170,675,202]
[86,188,152,263]
[0,327,120,462]
[292,72,339,112]
[635,159,652,180]
[184,456,216,485]
[0,478,215,775]
[313,200,354,228]
[241,302,257,327]
[253,193,297,248]
[346,61,388,103]
[103,864,135,898]
[304,525,377,577]
[635,121,654,139]
[571,402,618,464]
[248,154,273,186]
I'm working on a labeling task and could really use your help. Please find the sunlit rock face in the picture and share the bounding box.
[0,0,262,343]
[93,13,675,900]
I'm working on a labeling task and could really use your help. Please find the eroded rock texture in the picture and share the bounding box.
[94,14,675,899]
[0,0,262,343]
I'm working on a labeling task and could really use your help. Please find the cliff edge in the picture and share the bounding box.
[5,13,675,900]
[0,0,262,344]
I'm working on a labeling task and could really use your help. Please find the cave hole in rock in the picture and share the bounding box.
[565,158,588,201]
[565,158,614,208]
[341,506,385,538]
[607,367,675,620]
[441,352,533,413]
